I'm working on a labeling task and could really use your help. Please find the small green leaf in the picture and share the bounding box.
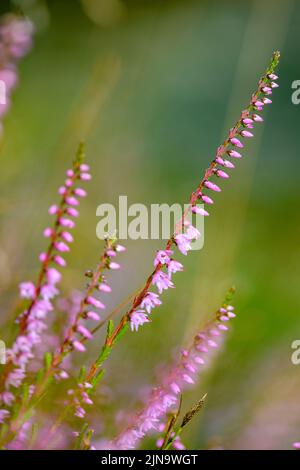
[91,369,105,387]
[115,323,128,343]
[44,352,52,370]
[107,319,114,338]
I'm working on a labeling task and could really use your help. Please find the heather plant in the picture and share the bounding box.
[0,14,34,137]
[0,37,283,450]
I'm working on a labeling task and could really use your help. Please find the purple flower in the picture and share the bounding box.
[216,170,229,179]
[192,206,209,216]
[6,368,25,388]
[40,284,59,300]
[19,282,35,299]
[153,250,173,267]
[227,150,242,158]
[240,130,253,138]
[86,311,101,321]
[167,259,183,278]
[204,181,221,192]
[174,234,192,255]
[73,341,86,353]
[141,292,162,314]
[86,296,105,310]
[77,324,93,340]
[47,268,61,285]
[130,310,149,332]
[152,271,174,294]
[200,194,214,204]
[185,223,200,240]
[230,137,244,148]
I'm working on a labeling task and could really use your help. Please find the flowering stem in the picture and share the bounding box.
[105,51,280,347]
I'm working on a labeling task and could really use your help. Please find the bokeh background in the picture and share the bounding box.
[0,0,300,449]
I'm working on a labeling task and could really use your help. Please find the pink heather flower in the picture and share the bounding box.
[110,262,120,270]
[75,406,86,418]
[61,231,73,243]
[216,168,229,178]
[174,233,192,255]
[107,249,116,257]
[204,181,221,192]
[48,204,58,215]
[0,409,10,424]
[218,324,228,331]
[192,205,209,216]
[65,178,73,187]
[54,241,70,253]
[80,173,92,181]
[77,324,93,340]
[152,271,174,294]
[54,255,66,267]
[230,137,244,148]
[240,130,253,138]
[182,373,194,384]
[43,227,53,238]
[58,186,67,195]
[262,86,272,94]
[185,224,200,240]
[47,267,61,285]
[40,284,59,300]
[268,73,278,80]
[170,382,181,394]
[271,81,279,88]
[116,244,126,252]
[86,311,101,321]
[1,391,15,406]
[223,160,235,168]
[130,310,149,332]
[65,196,79,206]
[73,341,86,353]
[167,259,183,278]
[220,315,230,322]
[6,368,25,388]
[194,356,205,365]
[59,217,75,229]
[80,164,90,172]
[141,292,162,314]
[263,97,272,104]
[227,149,242,158]
[154,250,173,267]
[242,118,253,126]
[66,207,79,217]
[293,442,300,449]
[98,283,112,293]
[19,281,36,299]
[200,194,214,204]
[39,252,47,262]
[252,113,263,122]
[254,100,264,108]
[173,437,186,450]
[86,296,105,310]
[66,169,74,177]
[74,188,87,198]
[31,299,53,319]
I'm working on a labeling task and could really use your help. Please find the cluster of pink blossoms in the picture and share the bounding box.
[129,69,279,335]
[0,15,34,135]
[0,163,90,421]
[60,242,125,418]
[111,304,236,450]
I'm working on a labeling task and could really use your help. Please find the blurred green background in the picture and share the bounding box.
[0,0,300,449]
